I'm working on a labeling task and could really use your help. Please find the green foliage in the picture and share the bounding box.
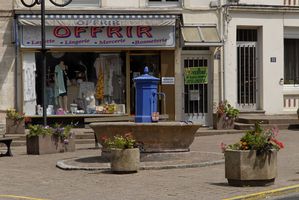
[52,123,73,140]
[100,133,136,149]
[6,108,25,122]
[28,124,72,140]
[28,124,53,137]
[223,122,284,154]
[216,100,239,119]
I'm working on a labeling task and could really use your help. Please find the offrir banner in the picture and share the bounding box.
[20,25,175,48]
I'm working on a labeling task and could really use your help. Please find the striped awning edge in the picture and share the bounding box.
[18,14,177,26]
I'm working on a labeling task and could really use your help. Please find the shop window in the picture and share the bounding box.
[148,0,181,7]
[284,39,299,85]
[34,52,126,115]
[67,0,100,6]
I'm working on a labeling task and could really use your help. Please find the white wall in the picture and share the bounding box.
[184,0,212,8]
[102,0,141,8]
[237,0,294,6]
[225,12,284,114]
[0,0,14,122]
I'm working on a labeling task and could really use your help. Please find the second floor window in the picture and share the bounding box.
[67,0,100,6]
[148,0,180,7]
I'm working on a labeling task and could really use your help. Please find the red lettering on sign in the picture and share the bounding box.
[126,26,133,38]
[107,27,123,38]
[53,26,71,38]
[137,26,152,38]
[91,27,104,38]
[74,27,88,38]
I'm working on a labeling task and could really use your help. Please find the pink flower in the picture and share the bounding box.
[220,142,227,153]
[271,138,284,149]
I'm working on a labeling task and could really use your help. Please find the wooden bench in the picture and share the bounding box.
[0,138,13,157]
[0,123,13,156]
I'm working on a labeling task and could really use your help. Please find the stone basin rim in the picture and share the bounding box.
[89,122,202,127]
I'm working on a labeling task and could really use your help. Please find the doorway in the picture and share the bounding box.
[129,52,160,115]
[236,29,258,110]
[182,54,210,125]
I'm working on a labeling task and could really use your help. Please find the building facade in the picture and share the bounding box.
[223,0,299,115]
[10,0,221,126]
[0,1,15,123]
[4,0,296,126]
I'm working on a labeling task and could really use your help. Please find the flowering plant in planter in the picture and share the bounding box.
[27,124,53,137]
[216,100,239,120]
[221,122,284,154]
[6,108,25,124]
[222,122,284,186]
[52,123,73,144]
[214,100,239,129]
[27,124,75,155]
[100,133,137,150]
[100,133,140,173]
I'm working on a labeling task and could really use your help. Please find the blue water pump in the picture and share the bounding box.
[133,67,160,123]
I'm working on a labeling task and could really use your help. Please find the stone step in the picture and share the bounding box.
[8,138,96,147]
[236,114,298,124]
[234,122,299,130]
[196,127,244,136]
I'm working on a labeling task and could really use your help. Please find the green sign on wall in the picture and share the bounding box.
[184,67,208,84]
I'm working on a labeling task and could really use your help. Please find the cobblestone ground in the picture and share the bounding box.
[0,130,299,200]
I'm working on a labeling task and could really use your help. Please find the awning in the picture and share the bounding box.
[181,25,223,47]
[18,14,177,26]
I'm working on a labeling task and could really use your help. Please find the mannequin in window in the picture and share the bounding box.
[54,60,68,113]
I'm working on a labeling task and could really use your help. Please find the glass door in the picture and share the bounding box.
[129,53,160,115]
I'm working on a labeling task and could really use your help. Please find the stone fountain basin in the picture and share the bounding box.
[89,122,201,153]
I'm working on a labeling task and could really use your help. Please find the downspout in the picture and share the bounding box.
[219,0,225,101]
[13,14,19,111]
[222,3,231,101]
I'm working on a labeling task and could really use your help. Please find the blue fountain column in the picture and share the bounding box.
[133,67,160,123]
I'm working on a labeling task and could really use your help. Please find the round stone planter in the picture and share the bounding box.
[225,149,277,186]
[110,148,140,173]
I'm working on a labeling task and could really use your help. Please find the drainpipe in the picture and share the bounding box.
[222,3,231,102]
[219,0,224,102]
[13,14,19,111]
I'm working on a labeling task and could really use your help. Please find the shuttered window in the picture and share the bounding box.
[284,39,299,84]
[148,0,180,7]
[68,0,100,6]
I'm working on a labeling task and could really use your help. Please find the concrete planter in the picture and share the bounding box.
[225,149,277,186]
[26,134,75,155]
[110,148,140,173]
[6,118,25,134]
[213,114,235,130]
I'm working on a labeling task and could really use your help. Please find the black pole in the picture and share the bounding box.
[41,0,47,126]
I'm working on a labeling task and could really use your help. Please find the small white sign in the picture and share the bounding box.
[189,90,200,101]
[161,77,175,85]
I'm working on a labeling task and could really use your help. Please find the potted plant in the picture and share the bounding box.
[213,100,239,129]
[26,124,75,155]
[6,108,25,134]
[221,123,284,186]
[101,133,140,173]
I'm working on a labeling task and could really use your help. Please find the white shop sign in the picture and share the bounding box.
[20,26,175,48]
[161,77,175,85]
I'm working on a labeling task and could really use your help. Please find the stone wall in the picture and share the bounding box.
[0,0,14,123]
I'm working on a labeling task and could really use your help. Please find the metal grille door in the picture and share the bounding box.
[183,56,209,125]
[237,42,257,109]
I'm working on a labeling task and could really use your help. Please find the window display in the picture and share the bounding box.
[33,52,126,115]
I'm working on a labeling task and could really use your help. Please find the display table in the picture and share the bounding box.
[25,114,130,128]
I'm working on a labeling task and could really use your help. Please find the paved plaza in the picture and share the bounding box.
[1,129,299,200]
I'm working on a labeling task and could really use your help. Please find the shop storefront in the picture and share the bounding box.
[17,14,177,121]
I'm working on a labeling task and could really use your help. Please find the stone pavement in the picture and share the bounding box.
[0,129,299,200]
